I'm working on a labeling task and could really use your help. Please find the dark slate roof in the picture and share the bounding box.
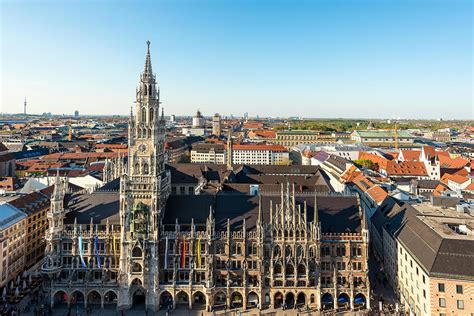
[394,204,474,279]
[65,191,120,224]
[167,163,231,184]
[97,177,121,192]
[324,154,350,173]
[431,239,474,278]
[414,179,440,190]
[163,194,361,233]
[12,148,49,160]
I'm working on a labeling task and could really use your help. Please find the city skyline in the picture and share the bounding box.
[1,0,473,119]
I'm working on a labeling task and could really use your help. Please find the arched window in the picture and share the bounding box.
[150,108,154,122]
[143,163,149,175]
[144,85,147,96]
[148,84,152,96]
[274,264,282,274]
[132,247,142,257]
[141,107,146,122]
[296,245,304,257]
[297,264,306,275]
[132,262,142,273]
[134,163,140,174]
[285,264,294,275]
[285,245,292,257]
[273,245,281,257]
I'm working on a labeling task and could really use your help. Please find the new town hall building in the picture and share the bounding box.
[42,42,371,312]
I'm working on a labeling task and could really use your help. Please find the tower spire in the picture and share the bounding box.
[144,40,153,78]
[24,97,27,115]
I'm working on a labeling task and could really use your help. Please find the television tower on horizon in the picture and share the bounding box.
[24,97,27,115]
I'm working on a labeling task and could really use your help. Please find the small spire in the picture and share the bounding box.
[52,170,61,200]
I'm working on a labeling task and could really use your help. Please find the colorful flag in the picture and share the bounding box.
[197,237,201,268]
[78,235,86,268]
[181,237,185,268]
[164,236,168,269]
[113,233,117,258]
[95,236,101,268]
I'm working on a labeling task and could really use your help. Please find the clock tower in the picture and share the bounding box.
[117,41,170,311]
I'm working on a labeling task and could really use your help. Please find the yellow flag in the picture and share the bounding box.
[113,233,117,258]
[197,237,201,268]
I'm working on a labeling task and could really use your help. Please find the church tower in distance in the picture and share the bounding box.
[117,41,171,310]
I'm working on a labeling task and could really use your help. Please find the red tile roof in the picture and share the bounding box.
[248,130,277,139]
[233,144,288,152]
[439,155,469,169]
[422,146,436,160]
[399,150,421,162]
[358,152,389,170]
[385,161,427,176]
[447,174,470,185]
[366,186,388,204]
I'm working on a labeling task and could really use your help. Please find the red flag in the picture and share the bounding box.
[181,237,186,268]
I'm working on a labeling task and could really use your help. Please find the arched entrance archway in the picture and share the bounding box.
[160,291,173,310]
[321,293,333,310]
[274,292,283,308]
[247,291,259,309]
[213,292,226,310]
[53,291,68,307]
[231,292,243,308]
[192,291,206,310]
[337,293,350,310]
[264,293,270,307]
[132,287,146,308]
[87,291,101,307]
[285,292,295,309]
[354,293,367,310]
[70,291,85,307]
[296,292,305,307]
[176,291,189,309]
[103,291,117,309]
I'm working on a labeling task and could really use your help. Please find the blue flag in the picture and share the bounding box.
[95,235,101,268]
[78,235,86,268]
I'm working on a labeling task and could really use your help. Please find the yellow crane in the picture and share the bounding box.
[393,123,399,150]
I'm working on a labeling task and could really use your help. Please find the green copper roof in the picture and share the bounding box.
[353,130,414,138]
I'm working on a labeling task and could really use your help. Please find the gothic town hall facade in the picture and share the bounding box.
[42,42,371,313]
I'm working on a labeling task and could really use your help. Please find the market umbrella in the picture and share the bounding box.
[22,281,27,290]
[14,287,19,297]
[28,275,32,284]
[16,276,20,284]
[9,282,13,290]
[2,288,6,299]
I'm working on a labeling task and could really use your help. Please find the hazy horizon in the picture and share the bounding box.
[1,0,473,120]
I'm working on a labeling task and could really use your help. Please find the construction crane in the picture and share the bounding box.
[393,123,399,150]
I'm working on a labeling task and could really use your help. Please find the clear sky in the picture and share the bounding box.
[1,0,472,119]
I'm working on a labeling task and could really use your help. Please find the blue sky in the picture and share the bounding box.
[1,0,472,119]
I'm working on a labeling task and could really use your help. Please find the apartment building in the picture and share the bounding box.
[191,143,289,165]
[191,143,225,164]
[0,203,27,288]
[9,190,50,269]
[395,203,474,316]
[232,144,289,165]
